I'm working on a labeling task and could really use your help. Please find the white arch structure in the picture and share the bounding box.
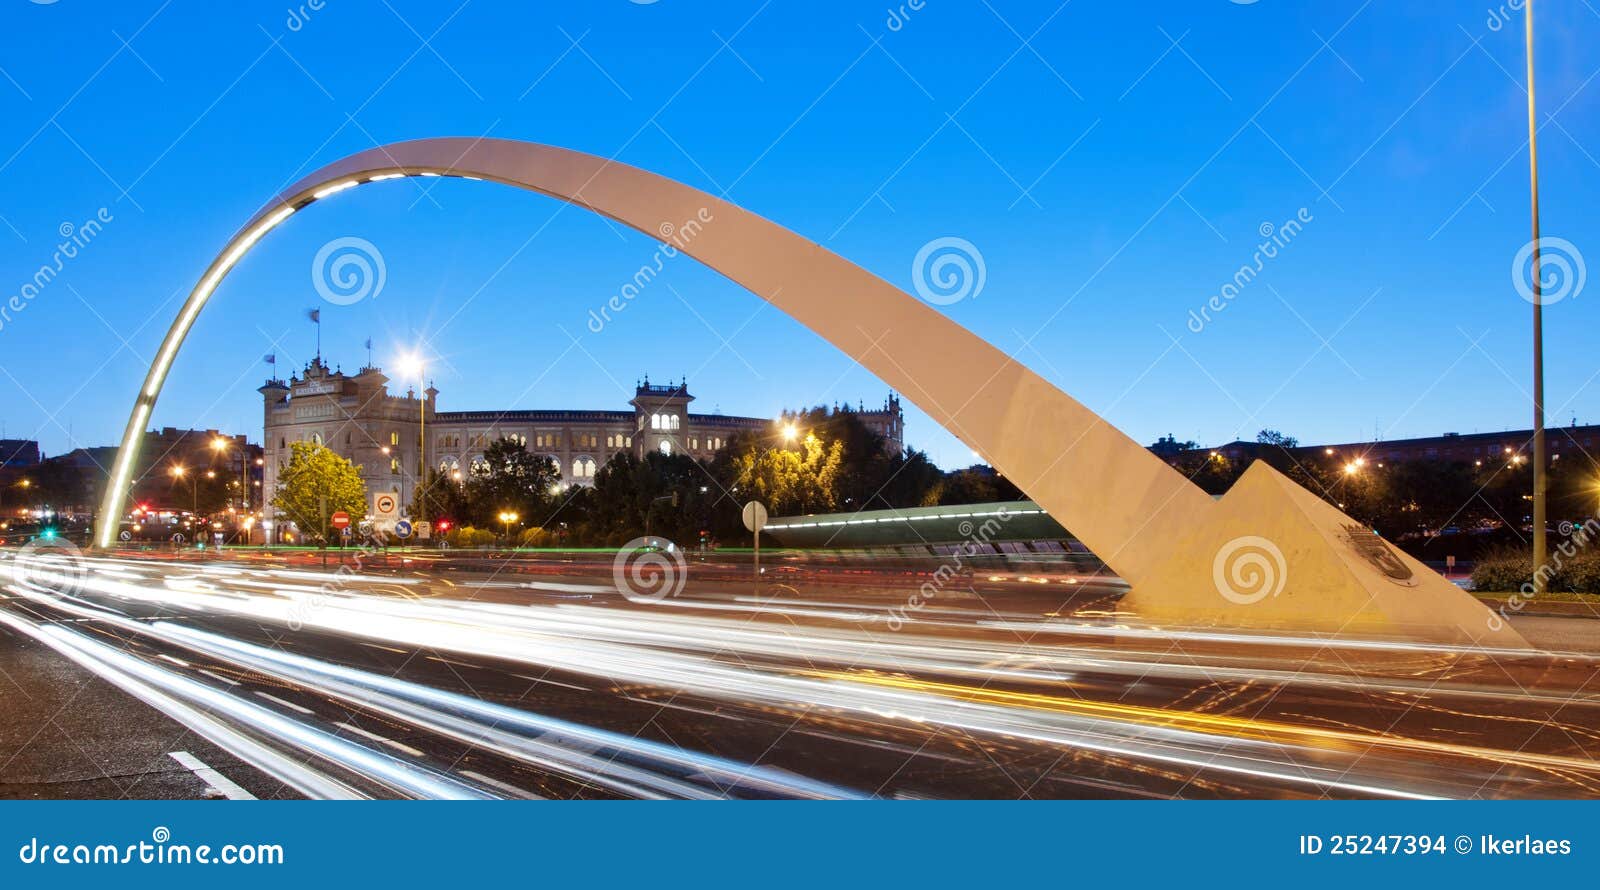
[94,138,1523,647]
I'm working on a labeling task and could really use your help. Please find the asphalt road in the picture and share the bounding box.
[3,547,1599,799]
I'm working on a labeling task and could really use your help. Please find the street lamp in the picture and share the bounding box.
[397,351,427,523]
[1524,0,1550,586]
[170,465,198,515]
[497,510,519,544]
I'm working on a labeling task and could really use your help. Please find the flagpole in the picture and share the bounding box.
[1524,0,1548,588]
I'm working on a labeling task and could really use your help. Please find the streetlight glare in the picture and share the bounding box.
[397,351,425,380]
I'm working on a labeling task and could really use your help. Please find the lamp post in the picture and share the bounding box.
[399,353,427,523]
[1524,0,1549,586]
[498,510,519,545]
[170,465,198,515]
[212,436,249,541]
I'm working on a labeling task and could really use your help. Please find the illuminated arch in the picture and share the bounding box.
[90,138,1519,648]
[95,137,1213,572]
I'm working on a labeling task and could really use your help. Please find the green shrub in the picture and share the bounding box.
[516,527,558,548]
[1471,550,1532,593]
[1472,544,1600,595]
[445,526,498,549]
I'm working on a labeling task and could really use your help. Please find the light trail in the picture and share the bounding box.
[6,550,1600,799]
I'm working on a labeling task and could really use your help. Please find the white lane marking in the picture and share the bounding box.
[337,721,424,757]
[158,653,191,668]
[520,581,609,594]
[168,750,257,800]
[459,769,543,800]
[511,674,588,692]
[359,641,406,654]
[254,691,314,715]
[199,669,240,686]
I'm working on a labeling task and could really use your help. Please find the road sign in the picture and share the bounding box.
[394,519,413,539]
[330,511,351,530]
[742,501,769,589]
[118,530,132,542]
[741,501,768,533]
[415,521,431,541]
[373,492,398,517]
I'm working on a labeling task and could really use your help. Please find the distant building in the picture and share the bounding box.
[1150,422,1600,468]
[56,429,263,513]
[260,358,905,514]
[0,439,40,467]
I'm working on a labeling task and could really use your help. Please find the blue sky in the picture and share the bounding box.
[2,0,1598,469]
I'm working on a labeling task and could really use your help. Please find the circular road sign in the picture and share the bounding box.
[741,501,768,533]
[394,519,413,539]
[330,511,351,530]
[119,530,132,542]
[374,493,398,515]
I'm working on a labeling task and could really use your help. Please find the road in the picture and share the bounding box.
[3,545,1599,799]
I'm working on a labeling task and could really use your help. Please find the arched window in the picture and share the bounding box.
[310,432,323,447]
[670,415,681,431]
[572,456,596,479]
[659,439,672,456]
[651,414,661,430]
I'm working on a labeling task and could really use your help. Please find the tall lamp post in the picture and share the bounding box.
[170,465,197,514]
[399,353,428,523]
[1524,0,1549,584]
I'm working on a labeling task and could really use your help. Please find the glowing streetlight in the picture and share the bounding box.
[497,510,519,543]
[396,350,428,522]
[781,423,799,443]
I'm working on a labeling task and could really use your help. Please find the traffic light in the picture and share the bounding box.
[435,518,453,533]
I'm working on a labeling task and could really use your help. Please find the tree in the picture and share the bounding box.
[1256,429,1299,449]
[271,441,366,543]
[461,436,560,527]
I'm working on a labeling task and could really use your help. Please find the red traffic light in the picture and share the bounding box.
[435,519,453,532]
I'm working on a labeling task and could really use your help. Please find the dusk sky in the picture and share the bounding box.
[3,0,1598,469]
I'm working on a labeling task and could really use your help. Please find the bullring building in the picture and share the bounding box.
[259,358,904,515]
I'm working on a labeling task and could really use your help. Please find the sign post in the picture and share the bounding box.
[741,501,768,592]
